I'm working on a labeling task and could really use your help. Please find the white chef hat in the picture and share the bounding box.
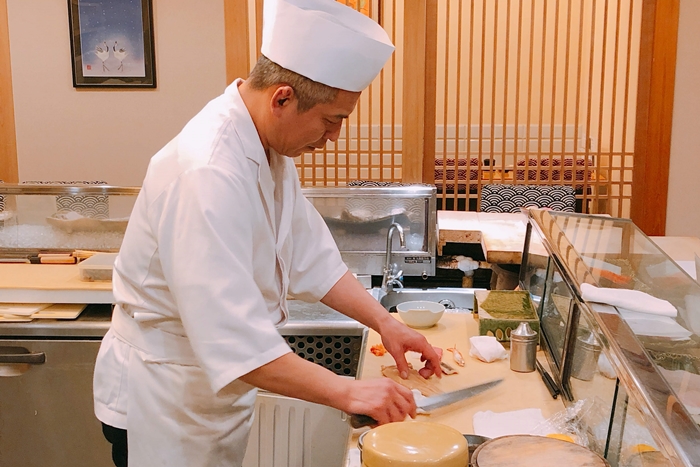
[261,0,395,92]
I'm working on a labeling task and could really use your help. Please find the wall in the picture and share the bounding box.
[666,0,700,236]
[7,0,227,186]
[5,0,698,228]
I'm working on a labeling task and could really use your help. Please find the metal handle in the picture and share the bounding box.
[0,347,46,365]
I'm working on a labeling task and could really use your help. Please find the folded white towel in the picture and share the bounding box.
[469,335,508,363]
[580,283,677,318]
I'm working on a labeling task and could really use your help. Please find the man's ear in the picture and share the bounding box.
[271,85,295,114]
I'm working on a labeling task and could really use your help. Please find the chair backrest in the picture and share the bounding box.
[480,184,577,213]
[21,180,109,218]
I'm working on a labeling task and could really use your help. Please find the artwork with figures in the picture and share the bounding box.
[68,0,156,87]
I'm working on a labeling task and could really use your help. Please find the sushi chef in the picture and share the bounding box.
[93,0,442,466]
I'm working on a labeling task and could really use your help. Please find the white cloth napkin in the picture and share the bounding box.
[580,283,677,317]
[473,408,554,438]
[469,336,507,363]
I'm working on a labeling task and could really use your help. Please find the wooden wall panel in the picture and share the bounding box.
[224,0,251,84]
[401,1,428,183]
[422,0,438,184]
[631,0,680,235]
[0,0,18,183]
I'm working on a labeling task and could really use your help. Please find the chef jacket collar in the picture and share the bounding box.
[225,79,269,168]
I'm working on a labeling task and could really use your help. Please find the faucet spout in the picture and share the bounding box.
[382,223,406,292]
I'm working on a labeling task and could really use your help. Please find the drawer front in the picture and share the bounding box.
[0,339,112,467]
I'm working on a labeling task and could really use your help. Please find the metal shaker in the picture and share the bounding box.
[571,332,601,381]
[510,322,538,372]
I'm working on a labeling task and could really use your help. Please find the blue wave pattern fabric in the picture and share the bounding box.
[348,180,413,187]
[22,180,109,218]
[480,184,576,213]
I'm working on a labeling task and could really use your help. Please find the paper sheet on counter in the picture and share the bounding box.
[473,408,555,439]
[590,303,692,339]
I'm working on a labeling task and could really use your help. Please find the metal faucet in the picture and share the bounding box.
[382,223,406,292]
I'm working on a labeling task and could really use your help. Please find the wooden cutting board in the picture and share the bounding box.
[437,212,529,264]
[358,314,563,434]
[472,435,609,466]
[0,303,87,321]
[0,264,113,303]
[32,303,87,319]
[0,303,51,316]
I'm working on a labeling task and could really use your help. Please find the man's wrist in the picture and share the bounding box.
[374,311,399,336]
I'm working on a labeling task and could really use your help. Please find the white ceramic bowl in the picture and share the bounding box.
[396,300,445,328]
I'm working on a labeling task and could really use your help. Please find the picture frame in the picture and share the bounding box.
[67,0,156,88]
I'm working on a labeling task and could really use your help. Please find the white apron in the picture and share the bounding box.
[93,79,348,467]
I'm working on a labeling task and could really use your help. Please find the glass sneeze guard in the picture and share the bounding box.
[522,209,700,467]
[0,184,140,256]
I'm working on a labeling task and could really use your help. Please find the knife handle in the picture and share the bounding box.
[350,414,377,428]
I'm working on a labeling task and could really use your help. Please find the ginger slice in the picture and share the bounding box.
[381,365,442,396]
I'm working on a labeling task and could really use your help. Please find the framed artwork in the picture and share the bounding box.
[68,0,156,88]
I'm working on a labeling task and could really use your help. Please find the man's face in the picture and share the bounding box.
[271,88,360,158]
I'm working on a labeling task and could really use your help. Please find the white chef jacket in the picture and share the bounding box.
[93,79,348,467]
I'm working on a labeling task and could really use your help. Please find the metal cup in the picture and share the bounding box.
[510,322,538,373]
[571,332,601,381]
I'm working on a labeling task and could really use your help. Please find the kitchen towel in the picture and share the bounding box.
[580,283,677,318]
[469,335,508,363]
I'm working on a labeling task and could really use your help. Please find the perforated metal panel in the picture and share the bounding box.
[284,335,363,377]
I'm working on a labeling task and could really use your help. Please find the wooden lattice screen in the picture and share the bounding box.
[229,0,647,219]
[432,0,642,217]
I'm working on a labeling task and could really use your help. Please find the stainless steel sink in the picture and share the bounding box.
[374,288,483,312]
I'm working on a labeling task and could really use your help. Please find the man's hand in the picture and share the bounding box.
[319,271,443,380]
[341,378,417,425]
[240,352,417,425]
[378,317,443,380]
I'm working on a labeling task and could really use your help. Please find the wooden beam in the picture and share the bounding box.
[0,0,18,183]
[224,0,251,84]
[631,0,680,235]
[422,0,438,184]
[255,0,263,59]
[402,1,427,183]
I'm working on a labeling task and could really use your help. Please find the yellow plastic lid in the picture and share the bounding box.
[361,421,468,467]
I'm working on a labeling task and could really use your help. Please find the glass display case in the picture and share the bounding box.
[303,186,437,277]
[521,210,700,466]
[0,184,139,257]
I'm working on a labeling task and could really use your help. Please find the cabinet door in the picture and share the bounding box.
[0,339,113,467]
[243,391,351,467]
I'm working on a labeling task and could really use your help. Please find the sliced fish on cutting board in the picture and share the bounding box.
[381,365,442,396]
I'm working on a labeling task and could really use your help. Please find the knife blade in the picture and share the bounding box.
[349,378,503,428]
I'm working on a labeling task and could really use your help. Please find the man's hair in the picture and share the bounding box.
[247,55,339,113]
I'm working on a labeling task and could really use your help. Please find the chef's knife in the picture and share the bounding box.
[349,378,503,428]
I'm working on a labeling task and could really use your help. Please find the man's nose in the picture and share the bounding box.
[325,122,343,142]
